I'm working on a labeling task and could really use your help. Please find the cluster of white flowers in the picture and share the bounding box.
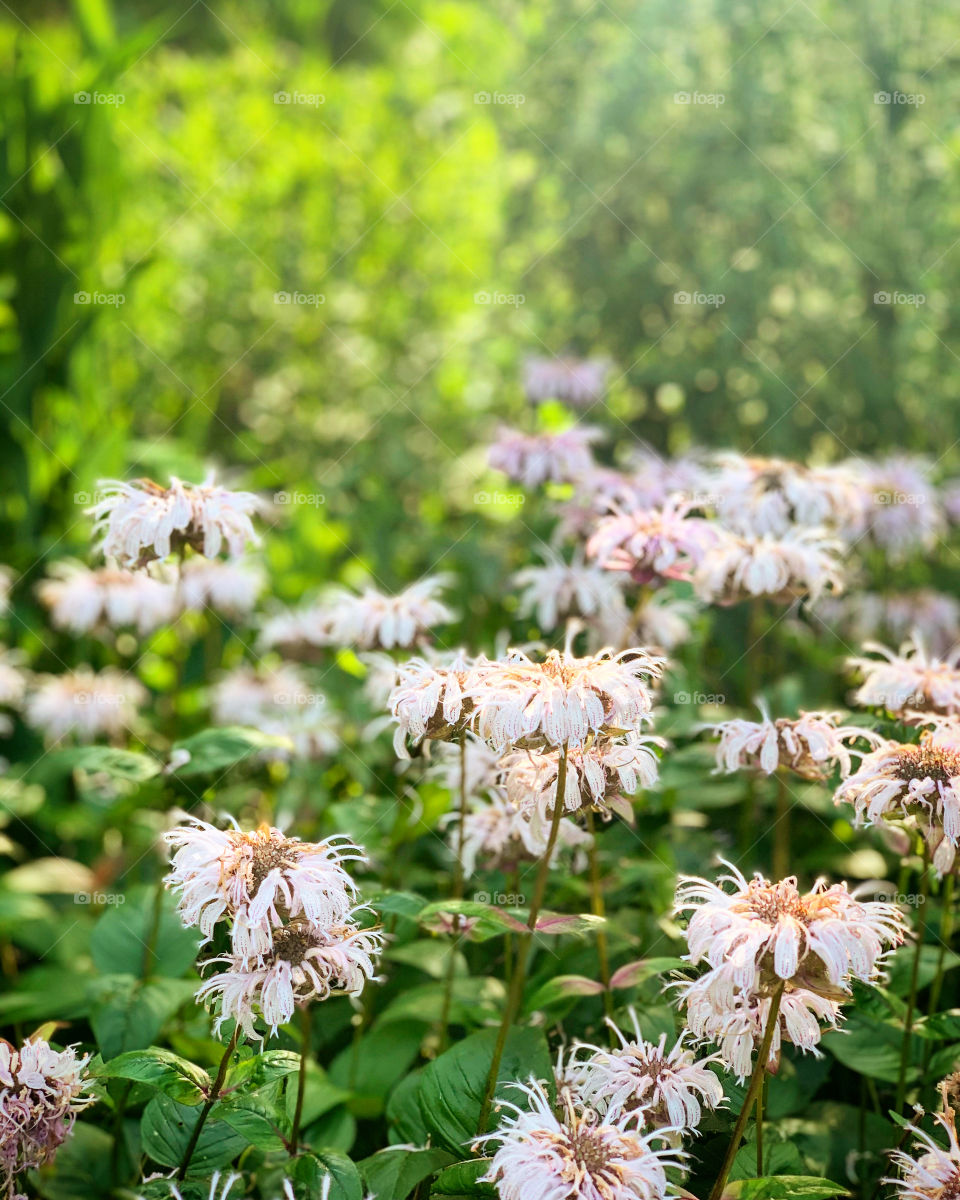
[693,527,844,605]
[513,551,632,648]
[451,790,593,877]
[887,1085,960,1200]
[849,637,960,717]
[674,863,907,1080]
[90,474,265,567]
[523,355,610,407]
[0,1036,93,1197]
[38,560,179,635]
[24,667,146,744]
[586,496,718,586]
[180,556,265,617]
[707,703,883,781]
[165,817,381,1040]
[211,664,337,760]
[488,425,602,487]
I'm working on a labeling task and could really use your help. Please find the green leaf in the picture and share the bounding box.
[224,1048,301,1092]
[724,1177,848,1199]
[291,1150,364,1200]
[418,899,527,940]
[30,1121,116,1200]
[821,1012,907,1083]
[329,1019,424,1118]
[359,1146,455,1200]
[94,1047,210,1105]
[609,957,686,989]
[217,1096,287,1152]
[369,890,429,919]
[140,1093,248,1172]
[385,1069,429,1144]
[417,1026,553,1153]
[89,975,196,1060]
[170,726,291,776]
[432,1159,496,1196]
[26,745,161,785]
[90,888,200,979]
[524,974,605,1016]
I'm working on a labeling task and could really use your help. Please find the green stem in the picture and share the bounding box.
[928,873,955,1017]
[476,744,569,1134]
[177,1026,239,1180]
[438,736,469,1050]
[895,854,929,1113]
[708,982,784,1200]
[772,770,789,881]
[291,1004,312,1153]
[585,809,614,1035]
[756,1074,764,1175]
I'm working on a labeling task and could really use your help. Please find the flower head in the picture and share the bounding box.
[389,652,490,757]
[694,528,844,605]
[708,704,883,781]
[197,917,382,1040]
[38,560,178,635]
[180,557,264,617]
[471,648,663,752]
[865,456,944,560]
[887,1088,960,1200]
[451,791,592,877]
[834,733,960,875]
[25,668,145,743]
[164,817,363,959]
[488,425,602,488]
[479,1079,683,1200]
[849,637,960,717]
[0,1036,93,1196]
[576,1015,724,1131]
[676,863,906,999]
[211,664,337,760]
[586,496,719,586]
[524,355,610,408]
[327,577,454,650]
[90,474,264,567]
[513,551,631,647]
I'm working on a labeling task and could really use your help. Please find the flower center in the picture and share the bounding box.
[895,743,960,783]
[271,923,315,966]
[566,1124,614,1177]
[248,838,295,895]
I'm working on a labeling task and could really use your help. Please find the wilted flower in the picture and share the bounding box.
[180,557,265,617]
[471,648,663,752]
[523,355,610,407]
[488,425,602,488]
[25,668,146,744]
[694,528,844,605]
[500,735,665,825]
[0,1036,93,1196]
[576,1016,723,1132]
[707,703,883,781]
[164,817,363,960]
[211,664,337,760]
[834,732,960,875]
[38,560,178,635]
[887,1087,960,1200]
[676,863,906,1000]
[587,495,719,586]
[451,791,592,877]
[197,917,382,1040]
[849,637,960,717]
[90,474,264,567]
[389,652,490,757]
[513,551,631,646]
[478,1079,683,1200]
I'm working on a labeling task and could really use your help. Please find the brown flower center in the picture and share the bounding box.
[895,743,960,784]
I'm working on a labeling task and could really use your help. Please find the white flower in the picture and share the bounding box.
[576,1016,724,1132]
[707,703,883,781]
[479,1080,683,1200]
[523,355,610,407]
[38,560,178,635]
[887,1094,960,1200]
[834,734,960,876]
[164,817,363,960]
[0,1036,93,1195]
[211,664,337,760]
[634,593,698,653]
[25,668,145,743]
[513,551,631,647]
[676,863,906,998]
[451,790,592,877]
[499,735,665,825]
[471,648,663,752]
[389,652,489,757]
[849,637,960,716]
[197,917,382,1040]
[694,527,844,605]
[0,648,27,709]
[180,557,264,617]
[586,495,719,586]
[677,973,842,1082]
[90,474,264,567]
[327,577,455,650]
[488,425,602,488]
[864,456,944,560]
